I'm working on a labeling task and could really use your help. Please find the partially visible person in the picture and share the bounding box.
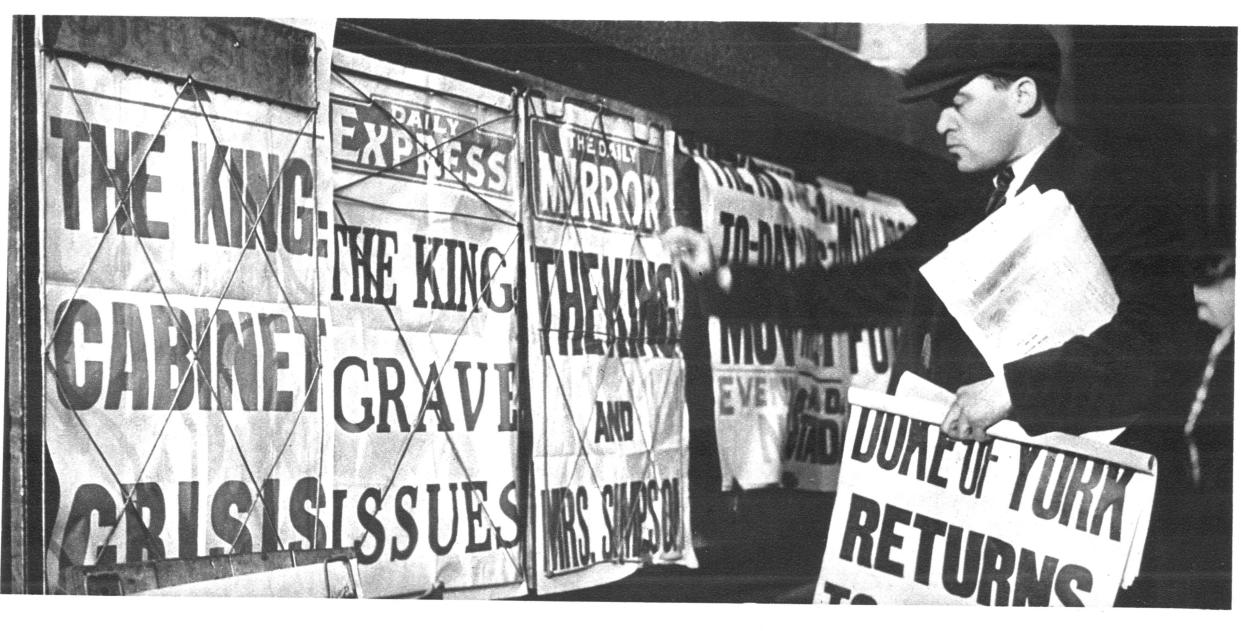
[1116,252,1233,609]
[663,24,1198,444]
[664,24,1206,607]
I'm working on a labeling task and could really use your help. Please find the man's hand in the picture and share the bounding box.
[661,226,717,280]
[940,376,1012,442]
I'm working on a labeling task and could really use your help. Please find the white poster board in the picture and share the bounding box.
[524,96,695,594]
[816,388,1156,606]
[41,50,331,589]
[328,50,525,598]
[696,157,851,491]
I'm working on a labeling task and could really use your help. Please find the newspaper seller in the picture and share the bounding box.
[663,24,1203,605]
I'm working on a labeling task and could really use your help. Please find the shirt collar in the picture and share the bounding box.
[999,128,1061,201]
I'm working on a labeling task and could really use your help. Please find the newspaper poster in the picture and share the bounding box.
[828,186,916,394]
[815,387,1156,606]
[777,176,855,492]
[524,95,695,594]
[41,51,331,588]
[328,50,525,598]
[695,157,851,491]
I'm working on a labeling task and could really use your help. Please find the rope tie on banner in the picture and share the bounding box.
[330,75,528,578]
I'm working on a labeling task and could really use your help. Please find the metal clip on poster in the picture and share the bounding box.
[749,155,797,182]
[674,133,706,159]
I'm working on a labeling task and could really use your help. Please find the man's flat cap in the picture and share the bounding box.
[899,24,1062,103]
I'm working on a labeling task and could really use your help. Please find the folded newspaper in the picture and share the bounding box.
[920,187,1123,443]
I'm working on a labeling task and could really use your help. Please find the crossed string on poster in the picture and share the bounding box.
[524,94,686,579]
[328,69,527,587]
[41,52,683,590]
[42,54,326,566]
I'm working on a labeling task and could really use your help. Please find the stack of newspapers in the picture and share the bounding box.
[919,186,1122,443]
[921,186,1118,379]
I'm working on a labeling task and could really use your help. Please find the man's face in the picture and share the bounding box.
[1194,277,1234,331]
[935,75,1021,173]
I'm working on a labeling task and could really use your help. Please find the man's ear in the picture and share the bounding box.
[1012,76,1041,116]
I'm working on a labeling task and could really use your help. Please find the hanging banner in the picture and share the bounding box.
[815,388,1156,606]
[41,40,331,589]
[328,50,525,599]
[523,93,695,594]
[694,157,851,491]
[829,187,915,394]
[777,176,852,492]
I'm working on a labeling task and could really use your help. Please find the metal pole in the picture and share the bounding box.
[5,13,42,595]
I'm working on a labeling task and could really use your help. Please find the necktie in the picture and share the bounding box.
[984,166,1015,215]
[1184,324,1233,487]
[923,166,1014,373]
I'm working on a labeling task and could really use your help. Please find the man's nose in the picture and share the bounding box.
[936,108,956,136]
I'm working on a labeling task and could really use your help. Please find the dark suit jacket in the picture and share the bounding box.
[706,131,1199,435]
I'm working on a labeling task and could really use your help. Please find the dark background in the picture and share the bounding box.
[338,21,1236,255]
